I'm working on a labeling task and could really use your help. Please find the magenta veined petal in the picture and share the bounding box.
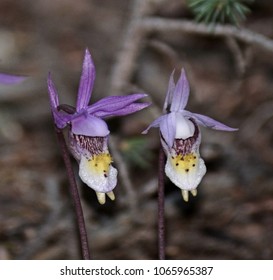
[0,73,26,85]
[76,49,96,111]
[170,69,190,112]
[71,114,109,136]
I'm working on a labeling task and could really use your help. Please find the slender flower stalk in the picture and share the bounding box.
[47,49,149,259]
[158,146,165,260]
[56,129,90,260]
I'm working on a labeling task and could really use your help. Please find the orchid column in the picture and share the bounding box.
[47,49,149,259]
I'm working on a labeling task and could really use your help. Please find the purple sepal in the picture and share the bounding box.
[87,94,148,117]
[142,115,166,134]
[0,73,26,85]
[159,113,176,148]
[47,73,72,129]
[163,70,175,112]
[76,49,96,111]
[185,111,238,131]
[170,69,189,112]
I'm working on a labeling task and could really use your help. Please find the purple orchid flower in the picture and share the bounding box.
[0,73,26,85]
[48,49,150,204]
[143,69,237,202]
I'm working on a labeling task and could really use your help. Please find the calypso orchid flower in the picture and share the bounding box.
[0,73,26,85]
[47,49,150,204]
[143,69,237,202]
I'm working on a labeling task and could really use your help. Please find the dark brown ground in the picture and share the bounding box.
[0,0,273,260]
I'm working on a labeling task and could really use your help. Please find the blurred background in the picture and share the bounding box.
[1,0,273,259]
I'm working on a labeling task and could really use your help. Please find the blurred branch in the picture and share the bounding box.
[225,37,249,76]
[110,2,273,98]
[109,0,152,94]
[148,39,179,66]
[141,17,273,52]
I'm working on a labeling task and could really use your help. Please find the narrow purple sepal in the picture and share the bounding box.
[47,73,72,129]
[163,70,175,112]
[142,113,176,151]
[159,112,176,148]
[93,102,151,118]
[142,115,167,134]
[76,49,96,111]
[87,93,148,116]
[56,110,74,129]
[47,73,59,109]
[187,111,238,131]
[170,68,190,112]
[71,114,109,137]
[0,73,26,85]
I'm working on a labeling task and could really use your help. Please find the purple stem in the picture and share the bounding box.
[55,129,91,260]
[158,146,166,260]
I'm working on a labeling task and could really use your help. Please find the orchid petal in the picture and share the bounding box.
[76,48,96,111]
[142,114,167,134]
[87,93,148,115]
[52,108,73,129]
[92,102,150,118]
[0,73,26,85]
[71,114,109,137]
[47,73,59,109]
[163,70,175,112]
[187,111,238,131]
[47,73,71,128]
[159,112,176,148]
[170,68,190,112]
